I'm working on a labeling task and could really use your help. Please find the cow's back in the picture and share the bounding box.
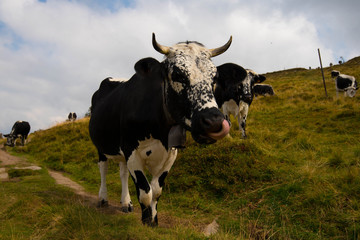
[91,78,124,110]
[12,121,30,136]
[336,75,354,90]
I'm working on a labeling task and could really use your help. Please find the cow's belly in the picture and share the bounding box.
[222,99,239,117]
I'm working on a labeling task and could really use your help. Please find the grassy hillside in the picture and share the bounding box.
[3,57,360,239]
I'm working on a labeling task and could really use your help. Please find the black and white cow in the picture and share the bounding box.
[331,70,358,97]
[4,121,30,147]
[89,33,231,226]
[214,64,266,138]
[254,84,275,97]
[68,112,77,121]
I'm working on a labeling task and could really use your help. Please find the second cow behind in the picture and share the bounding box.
[214,63,266,138]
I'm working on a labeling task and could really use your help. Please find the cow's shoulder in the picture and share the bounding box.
[91,77,125,109]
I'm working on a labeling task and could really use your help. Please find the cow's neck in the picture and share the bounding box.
[161,78,187,149]
[161,78,176,127]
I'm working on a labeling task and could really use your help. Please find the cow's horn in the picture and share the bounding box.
[209,36,232,57]
[152,33,170,55]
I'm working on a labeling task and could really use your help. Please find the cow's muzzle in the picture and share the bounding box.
[191,108,230,144]
[242,94,253,103]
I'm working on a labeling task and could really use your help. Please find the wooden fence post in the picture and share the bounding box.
[318,48,328,97]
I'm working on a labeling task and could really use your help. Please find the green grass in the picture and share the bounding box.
[3,57,360,239]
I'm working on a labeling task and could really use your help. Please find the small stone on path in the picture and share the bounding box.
[0,168,9,180]
[203,219,219,236]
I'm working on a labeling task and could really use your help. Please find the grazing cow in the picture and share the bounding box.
[4,121,30,147]
[214,64,266,138]
[331,70,358,97]
[254,84,275,97]
[89,33,231,226]
[68,112,77,121]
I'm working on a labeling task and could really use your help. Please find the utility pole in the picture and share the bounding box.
[318,48,328,97]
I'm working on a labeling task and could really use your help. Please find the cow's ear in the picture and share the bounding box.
[255,75,266,83]
[134,57,161,76]
[233,68,247,83]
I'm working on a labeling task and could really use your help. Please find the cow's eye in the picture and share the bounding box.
[171,66,188,84]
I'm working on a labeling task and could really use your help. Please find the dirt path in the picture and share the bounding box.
[0,144,127,214]
[0,145,218,235]
[0,145,23,166]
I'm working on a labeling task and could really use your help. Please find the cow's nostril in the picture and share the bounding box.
[201,118,212,128]
[201,117,222,133]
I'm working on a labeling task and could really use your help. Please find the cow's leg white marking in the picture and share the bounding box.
[127,137,177,225]
[102,154,133,212]
[238,101,249,138]
[98,161,108,205]
[222,99,239,131]
[127,147,152,224]
[119,160,133,212]
[148,147,177,224]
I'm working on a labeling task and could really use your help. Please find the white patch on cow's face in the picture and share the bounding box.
[164,42,219,128]
[170,81,184,93]
[184,118,192,127]
[243,70,257,96]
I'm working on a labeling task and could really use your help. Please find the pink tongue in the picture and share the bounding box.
[207,120,230,140]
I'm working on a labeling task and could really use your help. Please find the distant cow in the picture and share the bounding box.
[4,121,30,146]
[254,84,275,97]
[214,64,266,138]
[331,70,358,97]
[68,112,77,121]
[89,33,231,226]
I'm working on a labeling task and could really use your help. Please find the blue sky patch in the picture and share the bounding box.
[0,21,25,51]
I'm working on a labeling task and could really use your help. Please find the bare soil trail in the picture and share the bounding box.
[0,144,132,215]
[0,144,218,234]
[0,144,23,166]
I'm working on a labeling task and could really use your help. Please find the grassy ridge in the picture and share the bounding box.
[3,57,360,239]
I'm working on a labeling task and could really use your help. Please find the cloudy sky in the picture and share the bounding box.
[0,0,359,134]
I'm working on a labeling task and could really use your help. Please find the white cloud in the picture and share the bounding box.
[0,0,357,134]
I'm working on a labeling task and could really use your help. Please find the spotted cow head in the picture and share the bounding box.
[3,134,16,147]
[242,69,267,103]
[215,64,266,105]
[152,33,231,144]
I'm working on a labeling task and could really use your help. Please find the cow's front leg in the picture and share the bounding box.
[148,148,177,226]
[238,102,249,139]
[131,169,154,225]
[119,161,133,212]
[238,114,247,138]
[98,157,109,207]
[127,155,154,225]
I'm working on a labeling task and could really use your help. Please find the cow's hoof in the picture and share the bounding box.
[97,199,109,208]
[121,204,134,213]
[142,219,158,227]
[149,221,158,227]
